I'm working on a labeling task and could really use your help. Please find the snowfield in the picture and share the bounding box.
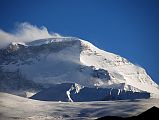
[0,92,159,120]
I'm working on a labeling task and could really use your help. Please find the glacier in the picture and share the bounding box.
[0,36,159,101]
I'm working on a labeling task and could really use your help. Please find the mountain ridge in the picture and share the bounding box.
[0,37,159,100]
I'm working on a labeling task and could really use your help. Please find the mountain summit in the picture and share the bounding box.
[0,37,159,101]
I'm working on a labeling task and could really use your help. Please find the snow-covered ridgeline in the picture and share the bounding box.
[0,37,159,100]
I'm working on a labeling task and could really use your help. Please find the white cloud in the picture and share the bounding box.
[0,22,61,48]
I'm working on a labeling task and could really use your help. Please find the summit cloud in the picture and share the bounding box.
[0,22,61,48]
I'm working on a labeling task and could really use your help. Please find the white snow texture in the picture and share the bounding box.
[0,35,159,100]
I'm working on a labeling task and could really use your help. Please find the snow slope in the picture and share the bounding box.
[0,37,159,99]
[0,92,159,120]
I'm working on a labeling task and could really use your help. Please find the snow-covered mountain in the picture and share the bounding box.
[0,36,159,101]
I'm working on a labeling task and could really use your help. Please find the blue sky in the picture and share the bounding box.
[0,0,159,84]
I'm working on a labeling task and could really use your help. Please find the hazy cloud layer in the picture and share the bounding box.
[0,23,61,48]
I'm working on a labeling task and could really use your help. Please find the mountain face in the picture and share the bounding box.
[0,37,159,101]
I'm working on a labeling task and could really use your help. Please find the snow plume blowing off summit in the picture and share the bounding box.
[0,22,61,48]
[0,23,159,101]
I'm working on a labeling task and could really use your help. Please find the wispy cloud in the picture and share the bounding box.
[0,22,61,48]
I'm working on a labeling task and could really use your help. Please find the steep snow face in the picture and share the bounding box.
[80,40,159,96]
[0,37,159,97]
